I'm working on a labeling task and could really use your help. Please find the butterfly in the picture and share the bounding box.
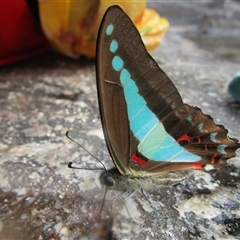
[95,5,240,178]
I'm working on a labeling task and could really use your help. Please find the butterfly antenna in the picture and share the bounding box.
[66,131,107,171]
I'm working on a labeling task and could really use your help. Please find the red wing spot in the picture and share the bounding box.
[177,134,191,143]
[211,153,218,164]
[132,153,148,167]
[197,137,201,143]
[193,163,203,170]
[204,144,208,151]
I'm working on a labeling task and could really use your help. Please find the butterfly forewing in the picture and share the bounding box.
[96,5,240,176]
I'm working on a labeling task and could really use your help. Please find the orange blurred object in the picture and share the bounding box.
[38,1,169,58]
[136,8,169,51]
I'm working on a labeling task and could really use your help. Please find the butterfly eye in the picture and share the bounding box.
[103,175,115,187]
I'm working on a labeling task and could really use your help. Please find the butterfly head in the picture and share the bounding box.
[100,170,116,188]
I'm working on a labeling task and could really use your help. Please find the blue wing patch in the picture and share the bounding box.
[106,23,201,162]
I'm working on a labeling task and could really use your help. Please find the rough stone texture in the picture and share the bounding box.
[0,1,240,239]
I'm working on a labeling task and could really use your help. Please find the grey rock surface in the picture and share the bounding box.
[0,1,240,239]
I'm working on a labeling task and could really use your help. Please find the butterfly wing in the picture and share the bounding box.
[96,5,240,176]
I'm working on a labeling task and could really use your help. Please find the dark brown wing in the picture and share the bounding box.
[96,6,183,175]
[96,5,240,176]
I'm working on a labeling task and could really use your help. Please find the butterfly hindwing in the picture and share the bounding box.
[96,5,240,176]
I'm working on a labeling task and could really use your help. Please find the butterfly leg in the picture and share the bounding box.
[110,188,134,215]
[110,189,135,229]
[98,186,130,215]
[98,186,109,219]
[140,188,170,219]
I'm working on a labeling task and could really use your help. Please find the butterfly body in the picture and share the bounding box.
[100,167,187,193]
[96,6,240,177]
